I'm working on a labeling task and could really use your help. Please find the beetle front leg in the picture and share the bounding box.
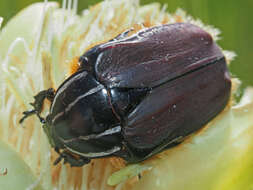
[19,88,55,124]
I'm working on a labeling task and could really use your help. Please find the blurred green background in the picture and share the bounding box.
[0,0,252,88]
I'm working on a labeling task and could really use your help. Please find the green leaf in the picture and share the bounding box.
[0,140,43,190]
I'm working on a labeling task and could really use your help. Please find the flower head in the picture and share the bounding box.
[0,1,252,190]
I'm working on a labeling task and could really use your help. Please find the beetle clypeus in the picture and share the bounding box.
[20,23,231,167]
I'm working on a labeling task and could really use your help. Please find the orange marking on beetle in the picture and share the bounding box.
[69,57,80,75]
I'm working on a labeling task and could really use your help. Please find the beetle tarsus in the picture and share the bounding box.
[19,110,36,123]
[19,88,55,124]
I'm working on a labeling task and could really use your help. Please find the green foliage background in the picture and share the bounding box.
[0,0,252,88]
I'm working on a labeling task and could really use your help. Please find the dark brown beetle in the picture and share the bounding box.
[20,23,231,167]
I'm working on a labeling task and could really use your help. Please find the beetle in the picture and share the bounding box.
[20,23,231,167]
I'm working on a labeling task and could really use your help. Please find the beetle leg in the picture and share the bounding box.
[69,156,90,167]
[54,149,90,167]
[19,110,37,124]
[110,28,134,41]
[19,88,55,124]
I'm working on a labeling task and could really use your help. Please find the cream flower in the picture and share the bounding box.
[0,0,252,190]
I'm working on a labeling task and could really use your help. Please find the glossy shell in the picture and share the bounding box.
[47,22,231,164]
